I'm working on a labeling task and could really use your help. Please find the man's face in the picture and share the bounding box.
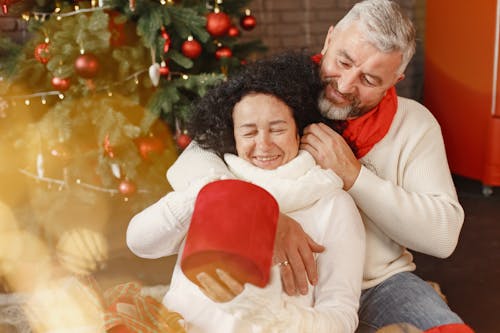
[319,23,404,120]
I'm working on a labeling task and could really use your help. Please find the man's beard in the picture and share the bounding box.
[318,80,363,120]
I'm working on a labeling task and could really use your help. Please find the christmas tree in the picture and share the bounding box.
[0,0,265,291]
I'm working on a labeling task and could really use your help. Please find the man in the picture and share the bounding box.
[166,0,465,331]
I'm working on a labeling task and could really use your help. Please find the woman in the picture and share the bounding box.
[127,52,365,333]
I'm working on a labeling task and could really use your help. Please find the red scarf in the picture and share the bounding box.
[342,86,397,158]
[311,53,397,159]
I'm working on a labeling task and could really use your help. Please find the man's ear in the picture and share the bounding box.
[395,73,405,84]
[321,25,334,55]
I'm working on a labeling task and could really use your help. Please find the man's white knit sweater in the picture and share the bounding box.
[127,151,365,332]
[166,97,465,289]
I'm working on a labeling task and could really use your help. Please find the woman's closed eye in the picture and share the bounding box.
[270,127,287,134]
[241,130,257,138]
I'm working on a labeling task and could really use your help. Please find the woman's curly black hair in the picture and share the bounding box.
[187,51,331,157]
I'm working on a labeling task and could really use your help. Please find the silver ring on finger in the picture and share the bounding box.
[278,260,290,268]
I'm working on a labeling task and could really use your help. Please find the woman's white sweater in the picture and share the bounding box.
[127,151,365,332]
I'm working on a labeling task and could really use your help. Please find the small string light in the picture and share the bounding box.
[107,91,113,97]
[160,0,166,4]
[80,48,85,55]
[58,93,65,100]
[54,7,61,13]
[41,96,47,104]
[134,75,139,85]
[22,12,30,21]
[76,179,81,184]
[182,74,189,80]
[44,37,50,43]
[56,15,62,21]
[24,99,31,106]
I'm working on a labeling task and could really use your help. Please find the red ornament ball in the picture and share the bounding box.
[228,25,240,37]
[118,179,137,196]
[206,12,231,37]
[135,136,165,160]
[159,62,170,76]
[215,46,232,60]
[51,77,71,91]
[176,133,192,150]
[74,53,100,79]
[182,39,203,59]
[240,14,257,31]
[34,42,50,64]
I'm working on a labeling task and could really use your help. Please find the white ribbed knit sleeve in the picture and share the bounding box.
[167,141,234,191]
[126,175,224,259]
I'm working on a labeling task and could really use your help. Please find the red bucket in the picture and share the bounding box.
[181,179,279,288]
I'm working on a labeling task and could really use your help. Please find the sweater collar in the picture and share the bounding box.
[224,151,342,213]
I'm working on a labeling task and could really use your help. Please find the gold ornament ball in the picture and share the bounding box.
[56,228,108,276]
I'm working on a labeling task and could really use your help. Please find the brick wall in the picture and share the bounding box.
[0,16,28,44]
[247,0,426,101]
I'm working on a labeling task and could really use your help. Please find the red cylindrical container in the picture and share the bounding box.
[181,179,279,288]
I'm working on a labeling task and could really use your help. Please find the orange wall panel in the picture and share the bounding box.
[424,1,500,186]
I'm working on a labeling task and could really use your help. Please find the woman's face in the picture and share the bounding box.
[232,93,300,170]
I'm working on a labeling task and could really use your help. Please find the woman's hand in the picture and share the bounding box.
[273,213,324,296]
[196,269,244,303]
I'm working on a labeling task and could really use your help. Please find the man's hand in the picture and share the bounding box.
[196,269,244,303]
[273,213,325,296]
[301,123,361,190]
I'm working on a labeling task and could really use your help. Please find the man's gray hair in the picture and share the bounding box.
[335,0,416,74]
